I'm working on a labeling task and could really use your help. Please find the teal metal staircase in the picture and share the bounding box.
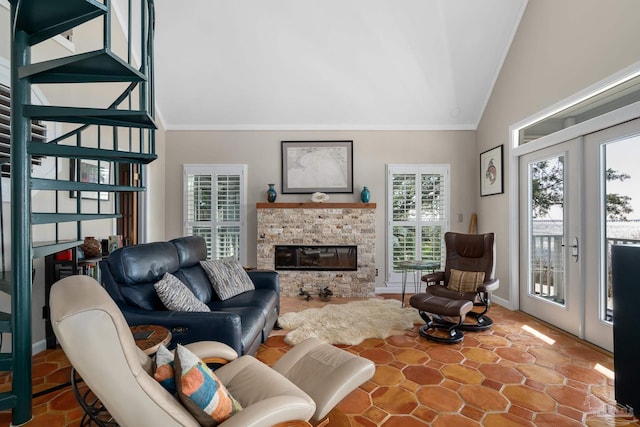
[6,0,157,423]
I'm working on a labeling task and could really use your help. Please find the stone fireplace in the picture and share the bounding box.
[256,203,376,297]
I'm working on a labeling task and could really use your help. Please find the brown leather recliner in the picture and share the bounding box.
[410,232,499,343]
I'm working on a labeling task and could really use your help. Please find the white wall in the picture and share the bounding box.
[476,0,640,304]
[164,129,476,288]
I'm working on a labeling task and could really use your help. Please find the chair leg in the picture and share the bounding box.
[417,311,465,344]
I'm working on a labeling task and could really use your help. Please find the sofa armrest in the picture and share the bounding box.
[247,270,279,294]
[117,304,243,351]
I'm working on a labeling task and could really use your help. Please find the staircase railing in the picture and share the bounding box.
[6,0,157,424]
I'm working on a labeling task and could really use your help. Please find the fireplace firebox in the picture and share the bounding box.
[274,245,357,271]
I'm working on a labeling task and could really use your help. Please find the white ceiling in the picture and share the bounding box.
[153,0,527,131]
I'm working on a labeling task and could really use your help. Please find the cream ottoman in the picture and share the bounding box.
[272,337,375,425]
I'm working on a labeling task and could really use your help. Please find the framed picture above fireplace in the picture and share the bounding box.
[281,140,353,193]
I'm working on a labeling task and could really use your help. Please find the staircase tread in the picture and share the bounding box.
[31,178,145,193]
[31,212,121,225]
[28,142,157,164]
[23,105,156,129]
[0,390,17,411]
[19,49,145,83]
[16,0,106,46]
[32,240,83,260]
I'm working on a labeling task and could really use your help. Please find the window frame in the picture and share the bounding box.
[183,164,247,263]
[386,164,450,285]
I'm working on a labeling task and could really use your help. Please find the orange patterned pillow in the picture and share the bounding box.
[448,269,485,293]
[174,344,242,426]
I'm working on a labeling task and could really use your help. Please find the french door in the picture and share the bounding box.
[583,118,640,351]
[519,118,640,352]
[519,139,583,338]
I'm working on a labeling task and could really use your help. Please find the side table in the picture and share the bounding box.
[131,324,172,355]
[398,260,440,307]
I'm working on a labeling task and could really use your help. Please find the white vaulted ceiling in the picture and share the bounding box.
[152,0,527,130]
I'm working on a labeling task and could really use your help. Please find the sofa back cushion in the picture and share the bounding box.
[171,236,215,303]
[107,242,180,310]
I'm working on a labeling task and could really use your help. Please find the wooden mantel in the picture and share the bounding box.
[256,202,376,209]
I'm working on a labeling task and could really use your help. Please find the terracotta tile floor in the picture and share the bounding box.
[0,294,639,426]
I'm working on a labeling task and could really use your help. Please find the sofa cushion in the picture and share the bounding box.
[171,236,208,268]
[174,267,215,304]
[107,242,180,310]
[175,344,242,426]
[200,259,255,301]
[154,273,210,312]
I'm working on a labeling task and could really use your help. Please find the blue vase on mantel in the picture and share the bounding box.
[267,184,277,203]
[360,186,370,203]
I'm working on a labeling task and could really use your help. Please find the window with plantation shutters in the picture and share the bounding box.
[184,164,247,263]
[0,83,47,178]
[387,164,450,285]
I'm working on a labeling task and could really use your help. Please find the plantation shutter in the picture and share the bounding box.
[387,165,450,284]
[184,164,247,263]
[0,83,46,178]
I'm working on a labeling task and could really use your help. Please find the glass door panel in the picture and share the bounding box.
[519,140,582,337]
[583,118,640,352]
[529,156,566,305]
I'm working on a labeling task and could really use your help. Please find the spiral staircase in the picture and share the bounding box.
[3,0,157,423]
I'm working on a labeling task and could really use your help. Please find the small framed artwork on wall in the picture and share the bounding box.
[480,145,504,197]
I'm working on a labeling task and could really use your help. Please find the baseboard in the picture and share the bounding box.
[32,339,47,355]
[0,335,48,355]
[375,285,403,294]
[492,294,515,310]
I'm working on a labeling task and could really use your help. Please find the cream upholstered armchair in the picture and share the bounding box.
[50,275,373,427]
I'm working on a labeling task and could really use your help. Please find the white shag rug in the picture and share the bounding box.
[278,298,423,346]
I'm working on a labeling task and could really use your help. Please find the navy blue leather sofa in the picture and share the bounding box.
[100,235,280,355]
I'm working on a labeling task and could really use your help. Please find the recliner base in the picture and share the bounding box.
[417,321,465,344]
[432,312,494,332]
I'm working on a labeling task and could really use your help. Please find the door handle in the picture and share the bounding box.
[562,237,579,262]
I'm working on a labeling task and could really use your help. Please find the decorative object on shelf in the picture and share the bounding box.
[360,186,370,203]
[299,287,313,301]
[318,286,334,302]
[108,235,123,253]
[311,192,330,203]
[266,184,277,203]
[80,236,102,259]
[281,140,354,194]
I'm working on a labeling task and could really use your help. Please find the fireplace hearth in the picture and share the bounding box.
[275,245,357,271]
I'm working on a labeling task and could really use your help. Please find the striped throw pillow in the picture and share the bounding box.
[448,269,485,293]
[154,272,210,312]
[200,259,255,301]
